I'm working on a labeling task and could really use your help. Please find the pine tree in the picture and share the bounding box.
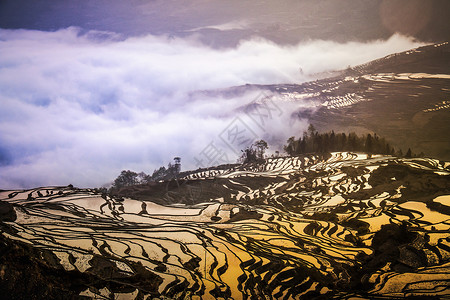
[282,127,419,158]
[365,134,373,154]
[405,148,412,158]
[307,124,317,137]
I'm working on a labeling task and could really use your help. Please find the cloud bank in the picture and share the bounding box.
[0,28,424,188]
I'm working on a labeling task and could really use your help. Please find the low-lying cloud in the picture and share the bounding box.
[0,28,424,188]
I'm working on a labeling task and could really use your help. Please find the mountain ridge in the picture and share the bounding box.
[196,41,450,161]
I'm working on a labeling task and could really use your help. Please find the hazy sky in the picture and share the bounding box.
[0,0,448,189]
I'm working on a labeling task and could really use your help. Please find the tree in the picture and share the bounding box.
[348,132,358,151]
[240,140,268,164]
[166,163,177,178]
[254,140,268,159]
[242,147,257,163]
[329,131,336,151]
[173,157,181,175]
[385,143,393,155]
[405,148,412,158]
[145,157,182,183]
[339,133,347,151]
[284,136,296,155]
[113,170,138,190]
[307,124,317,137]
[151,166,167,181]
[365,134,373,155]
[299,137,306,154]
[137,172,150,184]
[281,130,417,158]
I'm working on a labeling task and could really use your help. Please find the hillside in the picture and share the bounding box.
[1,153,449,299]
[311,42,450,161]
[198,41,450,160]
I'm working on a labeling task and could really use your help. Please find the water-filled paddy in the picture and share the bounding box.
[1,152,449,298]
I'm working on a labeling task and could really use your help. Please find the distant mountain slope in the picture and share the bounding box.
[201,41,450,160]
[353,41,450,74]
[311,42,450,160]
[1,153,449,298]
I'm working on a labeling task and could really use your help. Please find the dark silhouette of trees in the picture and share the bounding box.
[108,125,421,191]
[254,140,268,160]
[240,148,257,163]
[150,166,167,181]
[365,133,373,155]
[151,159,180,181]
[284,137,297,154]
[137,172,151,183]
[240,140,268,163]
[283,125,416,157]
[173,157,181,175]
[307,124,317,137]
[405,148,412,158]
[110,157,182,192]
[112,170,139,190]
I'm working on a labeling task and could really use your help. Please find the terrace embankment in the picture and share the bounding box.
[0,152,449,299]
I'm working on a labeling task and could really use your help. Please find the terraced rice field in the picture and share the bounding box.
[1,152,449,299]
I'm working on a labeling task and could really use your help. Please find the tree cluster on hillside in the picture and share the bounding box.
[108,127,421,191]
[239,140,269,164]
[110,158,181,192]
[284,124,419,158]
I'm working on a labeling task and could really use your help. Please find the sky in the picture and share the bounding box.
[0,0,449,189]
